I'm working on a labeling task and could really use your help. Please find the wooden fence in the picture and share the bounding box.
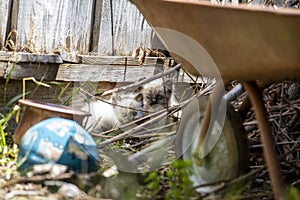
[0,0,171,121]
[0,0,154,55]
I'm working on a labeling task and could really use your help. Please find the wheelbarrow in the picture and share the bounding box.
[130,0,300,199]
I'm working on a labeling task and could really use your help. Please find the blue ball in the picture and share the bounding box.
[17,117,100,173]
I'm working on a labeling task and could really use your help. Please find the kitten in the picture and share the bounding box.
[142,79,173,114]
[112,92,144,125]
[82,79,175,133]
[82,92,144,133]
[136,78,178,134]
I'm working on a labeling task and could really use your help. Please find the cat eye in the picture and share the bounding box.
[156,95,163,100]
[146,95,151,99]
[132,111,137,117]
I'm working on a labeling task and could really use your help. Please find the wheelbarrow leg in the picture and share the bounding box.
[243,82,286,200]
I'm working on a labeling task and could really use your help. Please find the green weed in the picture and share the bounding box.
[137,159,199,200]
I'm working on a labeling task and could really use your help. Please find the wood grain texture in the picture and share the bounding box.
[1,62,58,80]
[0,51,63,63]
[0,62,6,77]
[97,0,153,55]
[11,0,94,54]
[58,51,82,63]
[0,0,11,49]
[90,0,103,53]
[56,63,156,82]
[0,55,174,82]
[2,0,156,55]
[80,55,167,65]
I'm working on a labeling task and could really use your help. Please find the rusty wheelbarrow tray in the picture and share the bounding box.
[131,0,300,81]
[131,0,300,199]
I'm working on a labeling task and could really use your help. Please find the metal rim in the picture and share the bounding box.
[176,96,249,193]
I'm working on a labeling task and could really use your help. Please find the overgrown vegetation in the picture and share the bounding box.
[0,59,299,200]
[0,106,19,181]
[1,77,300,200]
[1,61,19,180]
[0,66,77,181]
[136,160,199,200]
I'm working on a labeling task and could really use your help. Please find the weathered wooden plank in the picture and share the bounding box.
[90,0,103,53]
[53,51,169,65]
[98,0,153,55]
[0,54,175,81]
[10,0,94,54]
[0,51,63,63]
[80,55,168,65]
[0,62,58,80]
[57,51,81,63]
[0,62,7,77]
[0,60,197,83]
[0,0,11,49]
[56,64,156,82]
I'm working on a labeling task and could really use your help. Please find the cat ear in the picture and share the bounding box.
[135,93,143,102]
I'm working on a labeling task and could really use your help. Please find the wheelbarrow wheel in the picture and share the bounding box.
[175,95,249,193]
